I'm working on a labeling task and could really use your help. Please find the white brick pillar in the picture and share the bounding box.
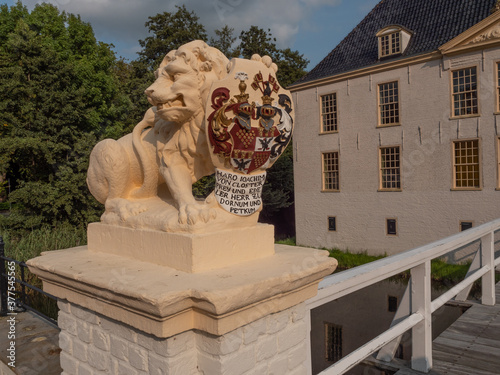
[27,227,336,375]
[57,300,309,375]
[57,301,199,375]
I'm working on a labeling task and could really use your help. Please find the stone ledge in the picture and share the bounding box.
[27,245,337,338]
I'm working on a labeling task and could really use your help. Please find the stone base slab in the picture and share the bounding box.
[87,222,275,273]
[27,245,337,338]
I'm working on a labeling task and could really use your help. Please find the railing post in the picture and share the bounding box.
[20,264,26,308]
[305,306,313,375]
[481,232,495,306]
[0,236,7,315]
[411,260,432,373]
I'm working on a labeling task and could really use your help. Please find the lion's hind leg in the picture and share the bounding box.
[87,139,131,204]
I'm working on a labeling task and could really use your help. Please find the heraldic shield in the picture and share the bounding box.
[206,58,294,216]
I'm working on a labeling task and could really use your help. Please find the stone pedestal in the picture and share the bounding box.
[87,222,275,273]
[27,227,337,375]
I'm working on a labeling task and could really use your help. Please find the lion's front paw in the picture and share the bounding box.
[128,202,148,216]
[105,199,147,221]
[117,202,147,221]
[178,203,217,225]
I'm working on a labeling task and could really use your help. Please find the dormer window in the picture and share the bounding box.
[376,26,412,59]
[380,32,400,57]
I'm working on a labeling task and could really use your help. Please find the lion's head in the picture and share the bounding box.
[144,40,230,124]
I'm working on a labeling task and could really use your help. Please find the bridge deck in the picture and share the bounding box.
[395,281,500,375]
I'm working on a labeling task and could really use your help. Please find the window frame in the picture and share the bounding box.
[319,92,338,134]
[450,66,480,119]
[460,221,474,232]
[377,80,401,127]
[325,322,343,362]
[378,31,401,58]
[327,216,337,232]
[378,145,402,191]
[376,25,412,59]
[388,295,398,312]
[386,218,398,236]
[451,138,482,191]
[496,61,500,114]
[497,136,500,190]
[321,151,340,192]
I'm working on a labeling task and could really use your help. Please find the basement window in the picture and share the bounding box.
[325,323,342,362]
[460,221,473,231]
[328,216,337,232]
[388,296,398,312]
[386,218,397,236]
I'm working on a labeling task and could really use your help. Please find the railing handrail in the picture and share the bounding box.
[306,217,500,375]
[0,237,58,325]
[308,217,500,309]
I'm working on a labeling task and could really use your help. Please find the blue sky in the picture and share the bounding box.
[2,0,379,70]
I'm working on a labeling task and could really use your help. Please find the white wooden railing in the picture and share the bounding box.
[305,217,500,375]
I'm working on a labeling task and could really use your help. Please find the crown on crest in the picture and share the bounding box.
[251,72,280,106]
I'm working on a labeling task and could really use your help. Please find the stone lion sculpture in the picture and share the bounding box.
[87,40,291,233]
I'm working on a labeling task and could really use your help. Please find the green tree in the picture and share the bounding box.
[0,3,129,233]
[238,26,278,59]
[238,26,308,87]
[0,1,28,42]
[274,48,309,88]
[138,5,207,70]
[210,25,239,58]
[112,59,153,135]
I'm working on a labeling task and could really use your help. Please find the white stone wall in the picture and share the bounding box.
[293,47,500,256]
[57,300,308,375]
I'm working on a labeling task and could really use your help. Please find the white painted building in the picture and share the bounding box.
[290,0,500,256]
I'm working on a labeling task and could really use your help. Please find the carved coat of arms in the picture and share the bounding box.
[206,58,294,216]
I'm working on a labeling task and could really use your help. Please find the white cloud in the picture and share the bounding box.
[299,0,342,7]
[19,0,343,60]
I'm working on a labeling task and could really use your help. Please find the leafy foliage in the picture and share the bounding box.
[210,25,239,58]
[138,5,207,70]
[238,26,309,87]
[0,3,130,233]
[238,26,278,59]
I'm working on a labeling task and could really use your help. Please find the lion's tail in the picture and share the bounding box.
[130,108,157,199]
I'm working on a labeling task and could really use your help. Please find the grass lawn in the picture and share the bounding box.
[275,237,499,288]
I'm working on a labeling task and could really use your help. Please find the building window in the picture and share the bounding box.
[322,152,339,191]
[325,323,342,362]
[497,63,500,112]
[379,146,401,190]
[453,139,480,189]
[328,216,336,231]
[452,67,478,117]
[380,32,401,57]
[388,296,398,312]
[378,81,400,126]
[321,93,338,133]
[497,137,500,188]
[386,218,397,236]
[460,221,473,231]
[376,26,412,59]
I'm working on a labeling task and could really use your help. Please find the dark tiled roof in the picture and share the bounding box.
[294,0,497,85]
